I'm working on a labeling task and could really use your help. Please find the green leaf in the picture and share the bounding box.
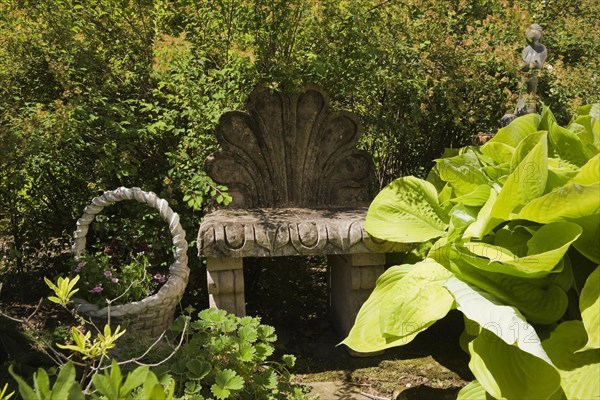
[445,277,552,364]
[436,151,490,196]
[491,135,548,220]
[50,362,78,400]
[8,365,37,400]
[186,359,211,379]
[468,331,560,400]
[34,367,51,399]
[579,266,600,351]
[516,182,600,223]
[541,107,595,166]
[120,366,150,396]
[212,369,244,399]
[461,222,582,278]
[483,113,541,148]
[570,154,599,185]
[92,374,115,400]
[365,176,449,243]
[342,261,453,352]
[510,130,548,171]
[440,252,568,324]
[109,359,122,396]
[448,185,491,207]
[543,321,600,400]
[457,380,496,400]
[282,354,296,368]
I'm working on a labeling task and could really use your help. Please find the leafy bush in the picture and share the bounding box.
[2,0,598,278]
[343,104,599,399]
[158,309,311,400]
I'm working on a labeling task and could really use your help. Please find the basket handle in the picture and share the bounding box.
[72,187,188,279]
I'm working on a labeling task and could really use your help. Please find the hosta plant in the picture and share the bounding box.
[343,104,600,400]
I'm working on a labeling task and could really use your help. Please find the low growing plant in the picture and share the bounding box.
[343,104,600,399]
[159,309,312,400]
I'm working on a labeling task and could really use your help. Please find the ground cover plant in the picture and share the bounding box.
[3,275,313,400]
[343,104,600,399]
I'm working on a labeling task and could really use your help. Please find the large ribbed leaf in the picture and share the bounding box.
[461,222,581,278]
[468,333,560,400]
[516,182,600,223]
[436,151,490,197]
[482,113,541,148]
[445,277,552,364]
[543,321,600,400]
[365,176,449,243]
[342,260,453,353]
[444,255,568,325]
[580,266,600,351]
[457,380,496,400]
[492,135,548,220]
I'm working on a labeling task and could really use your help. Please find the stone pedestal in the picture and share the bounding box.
[328,253,385,339]
[206,257,245,316]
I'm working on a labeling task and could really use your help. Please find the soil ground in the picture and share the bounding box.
[244,258,473,399]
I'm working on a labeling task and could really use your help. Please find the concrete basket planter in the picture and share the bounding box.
[71,187,189,337]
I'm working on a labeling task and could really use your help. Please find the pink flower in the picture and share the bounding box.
[74,262,85,273]
[103,270,112,278]
[111,277,119,283]
[89,284,103,294]
[153,273,167,283]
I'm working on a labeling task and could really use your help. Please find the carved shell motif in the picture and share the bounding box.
[205,85,376,208]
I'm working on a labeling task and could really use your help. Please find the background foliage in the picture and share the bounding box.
[0,0,598,281]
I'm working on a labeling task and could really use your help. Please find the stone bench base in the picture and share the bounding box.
[199,208,409,341]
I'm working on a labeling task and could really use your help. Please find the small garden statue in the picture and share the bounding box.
[501,23,547,126]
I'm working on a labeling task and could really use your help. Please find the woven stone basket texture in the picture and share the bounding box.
[72,187,189,337]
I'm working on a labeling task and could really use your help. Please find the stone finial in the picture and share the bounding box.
[204,85,376,208]
[501,23,547,127]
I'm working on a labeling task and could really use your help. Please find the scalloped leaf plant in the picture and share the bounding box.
[343,104,600,400]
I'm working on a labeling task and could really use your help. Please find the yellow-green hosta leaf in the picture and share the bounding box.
[457,380,496,400]
[483,113,541,148]
[543,321,600,400]
[579,266,600,351]
[365,176,449,243]
[446,256,568,325]
[465,137,548,239]
[449,185,491,207]
[516,182,600,223]
[480,141,514,165]
[570,154,600,185]
[379,260,454,341]
[342,260,453,353]
[463,187,501,240]
[462,222,581,278]
[445,277,552,365]
[469,332,560,400]
[492,135,548,220]
[541,106,596,167]
[571,213,600,264]
[510,130,548,171]
[436,151,490,197]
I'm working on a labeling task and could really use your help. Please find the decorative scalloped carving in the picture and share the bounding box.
[198,208,410,258]
[204,85,376,208]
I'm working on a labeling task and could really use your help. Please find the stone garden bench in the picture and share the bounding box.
[198,85,407,337]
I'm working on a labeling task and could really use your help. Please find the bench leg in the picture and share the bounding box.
[328,253,385,354]
[206,257,246,316]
